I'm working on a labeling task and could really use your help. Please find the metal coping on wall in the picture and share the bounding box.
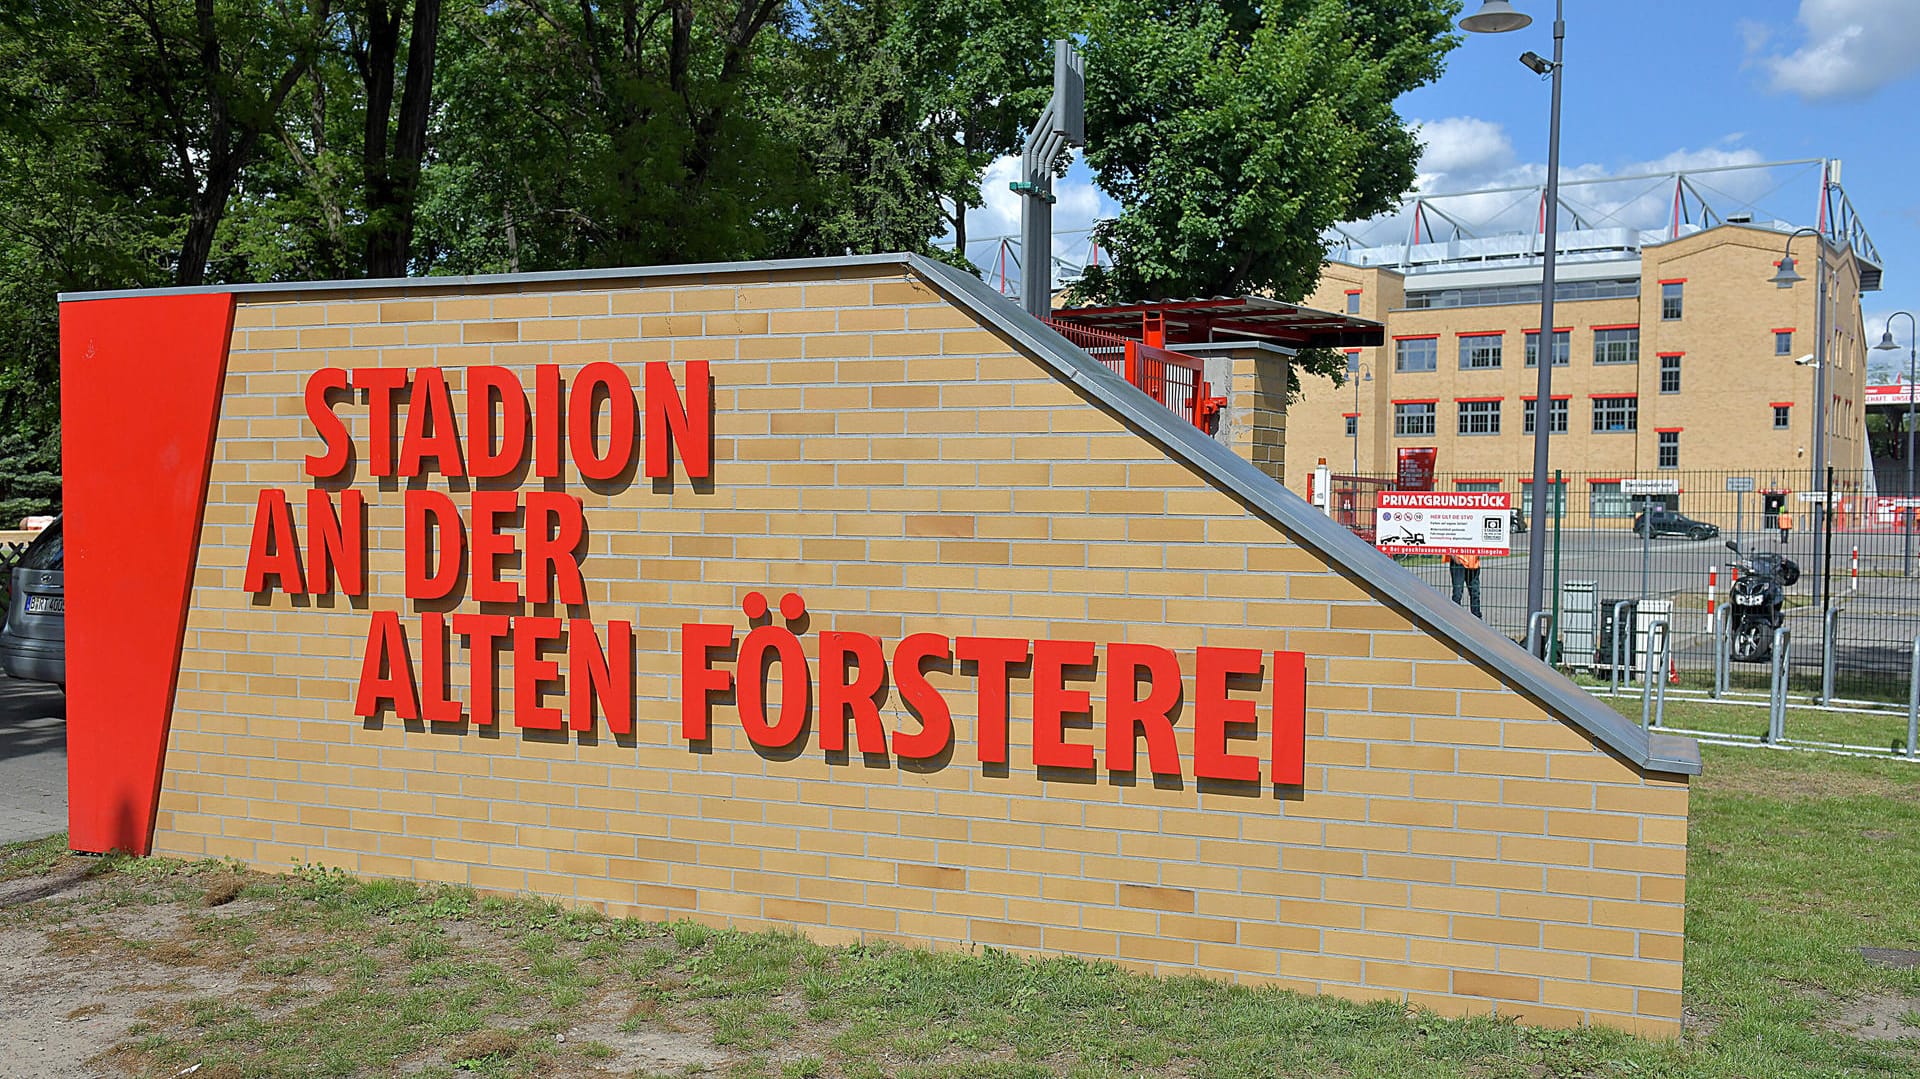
[58,251,1701,776]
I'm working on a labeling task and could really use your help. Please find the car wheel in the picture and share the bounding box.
[1689,526,1709,540]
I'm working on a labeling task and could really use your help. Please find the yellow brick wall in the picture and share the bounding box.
[152,263,1690,1035]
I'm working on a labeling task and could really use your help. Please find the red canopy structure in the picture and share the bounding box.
[1049,297,1384,350]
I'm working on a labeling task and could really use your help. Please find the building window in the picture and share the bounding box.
[1522,397,1568,435]
[1395,337,1438,372]
[1774,404,1792,429]
[1593,396,1638,433]
[1658,430,1680,469]
[1457,399,1501,436]
[1346,292,1361,315]
[1590,481,1631,519]
[1394,402,1436,436]
[1345,415,1357,437]
[1402,278,1640,310]
[1459,334,1503,370]
[1521,479,1568,512]
[1594,327,1640,365]
[1776,330,1793,355]
[1524,330,1570,367]
[1660,354,1682,394]
[1456,481,1500,493]
[1661,281,1684,321]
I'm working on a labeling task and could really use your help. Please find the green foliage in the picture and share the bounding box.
[1076,0,1457,301]
[0,0,1462,496]
[0,427,63,523]
[1070,0,1458,387]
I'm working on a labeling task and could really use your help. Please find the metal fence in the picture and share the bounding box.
[1330,468,1920,708]
[0,540,28,612]
[1042,317,1215,431]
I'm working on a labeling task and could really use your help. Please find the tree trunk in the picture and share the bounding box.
[176,200,220,287]
[364,0,441,277]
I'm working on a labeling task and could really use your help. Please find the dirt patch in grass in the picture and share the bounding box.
[202,872,245,907]
[569,993,729,1074]
[447,1027,523,1064]
[1830,993,1920,1041]
[0,921,248,1078]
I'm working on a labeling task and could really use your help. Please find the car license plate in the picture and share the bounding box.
[25,595,62,614]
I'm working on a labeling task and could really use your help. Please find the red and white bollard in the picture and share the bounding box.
[1851,545,1860,593]
[1707,566,1717,632]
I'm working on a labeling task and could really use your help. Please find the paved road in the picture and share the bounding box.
[0,676,66,845]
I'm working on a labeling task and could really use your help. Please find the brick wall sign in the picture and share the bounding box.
[60,255,1699,1035]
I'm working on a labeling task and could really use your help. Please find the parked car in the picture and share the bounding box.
[1632,508,1720,541]
[0,517,63,685]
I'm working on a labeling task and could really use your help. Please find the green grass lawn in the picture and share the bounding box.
[6,738,1920,1077]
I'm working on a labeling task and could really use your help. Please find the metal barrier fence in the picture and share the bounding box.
[1330,467,1920,714]
[1041,317,1215,430]
[0,540,28,611]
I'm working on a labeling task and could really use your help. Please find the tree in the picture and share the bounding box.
[770,0,980,259]
[531,0,805,267]
[0,2,180,479]
[350,0,443,277]
[103,0,335,286]
[897,0,1057,255]
[1071,0,1456,310]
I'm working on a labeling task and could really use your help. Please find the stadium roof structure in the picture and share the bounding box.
[1324,158,1882,291]
[951,157,1882,297]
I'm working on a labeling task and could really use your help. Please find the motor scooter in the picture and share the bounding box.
[1723,539,1800,662]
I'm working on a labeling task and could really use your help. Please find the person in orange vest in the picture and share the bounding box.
[1444,552,1483,618]
[1777,508,1794,545]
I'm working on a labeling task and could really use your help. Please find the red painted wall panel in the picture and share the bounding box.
[60,293,235,854]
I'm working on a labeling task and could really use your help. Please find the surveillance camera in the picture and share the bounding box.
[1519,51,1554,76]
[1793,353,1816,366]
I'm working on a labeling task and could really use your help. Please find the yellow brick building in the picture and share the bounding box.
[1292,222,1879,507]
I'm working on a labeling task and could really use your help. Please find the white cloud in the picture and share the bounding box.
[1341,118,1785,248]
[1752,0,1920,101]
[1413,117,1512,187]
[1411,116,1516,191]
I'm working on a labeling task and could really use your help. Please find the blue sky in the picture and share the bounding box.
[962,0,1920,377]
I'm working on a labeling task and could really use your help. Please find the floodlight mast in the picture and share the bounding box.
[1016,40,1086,318]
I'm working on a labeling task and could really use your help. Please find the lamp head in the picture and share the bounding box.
[1459,0,1531,33]
[1876,329,1901,352]
[1770,255,1804,288]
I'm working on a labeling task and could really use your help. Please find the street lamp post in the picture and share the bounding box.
[1460,0,1563,656]
[1770,227,1832,619]
[1874,311,1916,575]
[1347,355,1372,475]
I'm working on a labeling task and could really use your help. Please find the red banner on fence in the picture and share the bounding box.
[1396,447,1437,492]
